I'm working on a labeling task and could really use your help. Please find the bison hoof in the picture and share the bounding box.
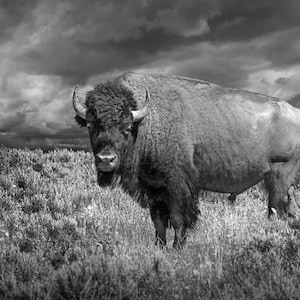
[155,238,166,249]
[173,237,187,250]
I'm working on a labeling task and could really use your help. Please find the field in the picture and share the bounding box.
[0,147,300,300]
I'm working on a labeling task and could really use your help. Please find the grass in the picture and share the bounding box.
[0,146,300,299]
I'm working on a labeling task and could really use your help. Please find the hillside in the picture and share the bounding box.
[0,147,300,299]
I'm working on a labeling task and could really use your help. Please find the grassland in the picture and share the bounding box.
[0,147,300,299]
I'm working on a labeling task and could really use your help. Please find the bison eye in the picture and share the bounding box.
[120,122,132,137]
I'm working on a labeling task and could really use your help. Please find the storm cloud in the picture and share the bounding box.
[1,0,300,149]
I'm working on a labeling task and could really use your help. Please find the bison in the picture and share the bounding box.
[73,72,300,248]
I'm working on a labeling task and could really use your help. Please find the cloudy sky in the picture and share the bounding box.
[1,0,300,150]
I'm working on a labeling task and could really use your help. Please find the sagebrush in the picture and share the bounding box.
[0,147,300,299]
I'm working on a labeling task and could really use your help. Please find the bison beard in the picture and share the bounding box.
[73,72,300,249]
[97,171,115,187]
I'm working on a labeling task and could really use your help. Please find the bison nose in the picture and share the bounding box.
[97,153,117,163]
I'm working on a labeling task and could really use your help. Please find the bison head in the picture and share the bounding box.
[73,82,149,187]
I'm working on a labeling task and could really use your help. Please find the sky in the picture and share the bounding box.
[1,0,300,150]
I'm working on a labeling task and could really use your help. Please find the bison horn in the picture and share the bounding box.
[132,88,150,122]
[72,84,87,119]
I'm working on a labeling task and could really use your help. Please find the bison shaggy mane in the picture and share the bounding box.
[84,81,138,128]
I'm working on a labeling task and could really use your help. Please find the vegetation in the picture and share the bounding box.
[0,147,300,299]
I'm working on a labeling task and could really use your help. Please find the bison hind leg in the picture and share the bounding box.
[264,161,300,218]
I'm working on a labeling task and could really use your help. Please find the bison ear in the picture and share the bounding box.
[75,115,87,127]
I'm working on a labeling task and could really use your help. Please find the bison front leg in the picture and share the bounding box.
[169,207,187,249]
[168,178,200,249]
[150,201,169,247]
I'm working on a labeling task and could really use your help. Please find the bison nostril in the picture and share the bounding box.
[97,153,117,163]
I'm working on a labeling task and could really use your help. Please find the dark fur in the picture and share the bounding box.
[85,81,137,128]
[75,115,87,127]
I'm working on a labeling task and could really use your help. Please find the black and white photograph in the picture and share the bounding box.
[1,0,300,299]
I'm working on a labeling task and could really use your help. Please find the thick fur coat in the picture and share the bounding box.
[76,72,300,247]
